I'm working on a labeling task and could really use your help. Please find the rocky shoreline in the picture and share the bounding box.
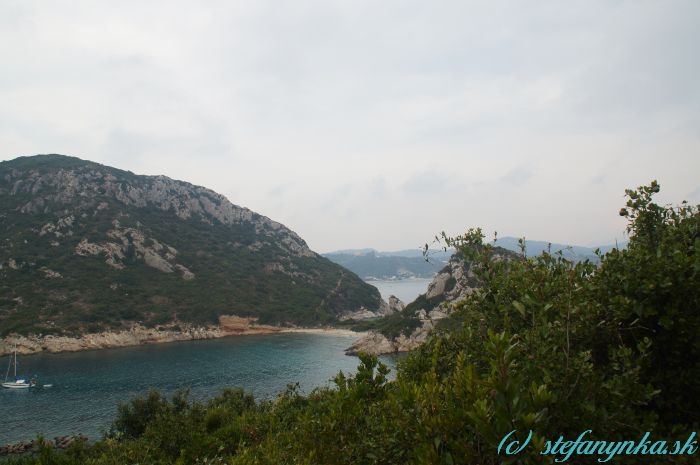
[0,435,88,456]
[0,316,363,356]
[0,255,479,357]
[345,320,436,356]
[346,251,502,356]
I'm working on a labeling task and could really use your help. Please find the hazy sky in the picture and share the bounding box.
[1,1,698,252]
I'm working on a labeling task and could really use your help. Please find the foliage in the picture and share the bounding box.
[3,182,698,465]
[348,308,423,339]
[0,155,381,335]
[601,180,700,425]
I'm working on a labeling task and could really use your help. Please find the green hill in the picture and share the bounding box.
[0,155,381,336]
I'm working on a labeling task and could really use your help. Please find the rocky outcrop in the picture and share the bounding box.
[386,295,405,313]
[345,331,396,355]
[0,435,88,456]
[339,294,405,321]
[39,267,62,279]
[0,316,286,356]
[345,320,435,356]
[4,159,314,259]
[73,220,195,278]
[346,248,520,355]
[338,307,384,321]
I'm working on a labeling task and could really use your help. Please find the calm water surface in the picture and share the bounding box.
[369,278,431,304]
[1,333,397,444]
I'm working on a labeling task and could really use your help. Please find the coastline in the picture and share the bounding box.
[281,327,364,337]
[0,316,367,356]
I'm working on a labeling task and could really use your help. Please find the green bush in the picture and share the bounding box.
[3,182,698,465]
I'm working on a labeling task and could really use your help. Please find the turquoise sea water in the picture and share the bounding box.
[0,333,397,444]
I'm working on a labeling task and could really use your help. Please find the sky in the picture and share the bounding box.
[1,1,698,253]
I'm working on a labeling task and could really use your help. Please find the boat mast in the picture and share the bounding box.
[4,350,10,382]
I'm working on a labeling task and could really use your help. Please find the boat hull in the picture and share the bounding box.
[1,382,31,389]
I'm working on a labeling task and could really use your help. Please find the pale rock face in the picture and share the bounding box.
[426,272,450,299]
[377,295,405,316]
[345,249,519,356]
[345,331,396,356]
[387,295,405,313]
[428,308,450,320]
[39,222,56,237]
[340,294,405,321]
[40,267,62,279]
[339,307,383,321]
[0,325,223,355]
[345,320,435,356]
[73,222,195,278]
[6,165,316,259]
[0,316,283,356]
[75,238,126,270]
[424,254,483,305]
[394,320,434,351]
[174,264,195,280]
[143,249,174,273]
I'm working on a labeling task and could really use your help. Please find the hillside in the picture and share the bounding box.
[346,236,628,354]
[0,155,382,337]
[4,184,691,464]
[346,246,521,354]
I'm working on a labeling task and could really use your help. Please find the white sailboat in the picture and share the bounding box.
[2,347,35,389]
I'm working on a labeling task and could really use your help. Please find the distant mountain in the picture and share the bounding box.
[327,236,627,280]
[493,237,627,262]
[0,155,382,337]
[323,249,453,280]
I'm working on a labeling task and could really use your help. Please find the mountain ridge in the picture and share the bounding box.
[325,237,627,280]
[0,154,383,339]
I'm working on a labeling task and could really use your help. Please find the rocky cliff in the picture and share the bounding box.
[346,247,519,355]
[0,155,384,340]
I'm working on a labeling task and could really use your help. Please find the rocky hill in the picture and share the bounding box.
[346,246,520,355]
[0,155,383,340]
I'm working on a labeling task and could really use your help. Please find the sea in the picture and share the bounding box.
[0,280,427,445]
[1,333,398,444]
[368,277,431,304]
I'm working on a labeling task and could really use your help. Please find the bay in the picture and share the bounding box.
[0,332,396,444]
[369,278,432,304]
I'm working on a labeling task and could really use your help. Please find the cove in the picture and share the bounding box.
[0,332,398,445]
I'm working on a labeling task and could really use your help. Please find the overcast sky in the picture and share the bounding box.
[1,1,698,252]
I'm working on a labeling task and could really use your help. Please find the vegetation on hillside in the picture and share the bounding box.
[3,182,699,464]
[348,248,515,340]
[0,155,381,335]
